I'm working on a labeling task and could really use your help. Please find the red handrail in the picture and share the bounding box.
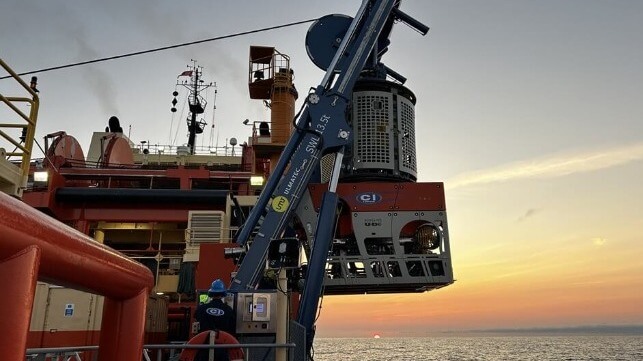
[0,192,154,360]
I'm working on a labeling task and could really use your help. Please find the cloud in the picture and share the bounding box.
[517,208,541,222]
[446,143,643,190]
[592,237,607,247]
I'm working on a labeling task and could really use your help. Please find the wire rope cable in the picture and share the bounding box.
[0,19,317,80]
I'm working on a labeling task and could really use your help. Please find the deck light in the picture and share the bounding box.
[251,176,264,186]
[34,171,49,183]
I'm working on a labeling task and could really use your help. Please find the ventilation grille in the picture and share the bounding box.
[186,211,225,244]
[399,97,417,175]
[354,92,393,168]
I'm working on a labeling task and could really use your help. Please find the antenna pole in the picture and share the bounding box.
[187,60,199,154]
[176,59,215,155]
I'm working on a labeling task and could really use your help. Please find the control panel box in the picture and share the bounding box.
[234,291,277,334]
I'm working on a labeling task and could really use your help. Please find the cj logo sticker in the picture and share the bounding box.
[272,196,290,212]
[356,192,382,205]
[206,308,224,316]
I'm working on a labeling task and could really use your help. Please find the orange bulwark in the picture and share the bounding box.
[0,191,154,361]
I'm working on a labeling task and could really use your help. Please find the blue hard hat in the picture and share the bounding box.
[208,279,227,296]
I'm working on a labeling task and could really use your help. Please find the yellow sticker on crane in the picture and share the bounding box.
[272,196,290,213]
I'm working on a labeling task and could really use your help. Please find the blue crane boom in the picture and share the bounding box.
[229,0,431,354]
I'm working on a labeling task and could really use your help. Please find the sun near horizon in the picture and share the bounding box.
[315,149,643,338]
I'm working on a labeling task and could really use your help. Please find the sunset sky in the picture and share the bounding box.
[2,1,642,337]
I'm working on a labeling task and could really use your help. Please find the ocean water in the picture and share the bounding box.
[312,336,643,360]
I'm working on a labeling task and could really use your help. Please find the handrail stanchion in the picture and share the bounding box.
[100,290,149,360]
[0,246,40,359]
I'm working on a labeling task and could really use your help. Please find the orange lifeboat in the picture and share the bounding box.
[45,131,86,168]
[101,133,134,167]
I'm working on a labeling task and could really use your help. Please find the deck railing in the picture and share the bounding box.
[26,342,297,361]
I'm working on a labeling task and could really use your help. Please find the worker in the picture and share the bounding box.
[195,279,236,335]
[194,279,237,361]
